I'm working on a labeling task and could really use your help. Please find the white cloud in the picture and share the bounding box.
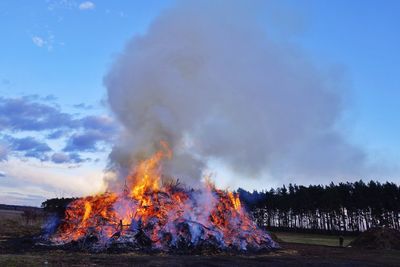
[32,36,45,47]
[47,0,76,11]
[31,34,56,51]
[79,1,95,10]
[0,158,106,204]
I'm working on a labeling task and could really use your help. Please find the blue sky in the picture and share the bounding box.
[300,0,400,158]
[0,0,399,206]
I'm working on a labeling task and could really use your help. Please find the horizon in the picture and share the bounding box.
[0,0,399,206]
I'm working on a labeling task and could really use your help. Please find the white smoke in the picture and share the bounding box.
[104,0,372,188]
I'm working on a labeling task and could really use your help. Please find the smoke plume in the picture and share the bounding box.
[104,0,370,188]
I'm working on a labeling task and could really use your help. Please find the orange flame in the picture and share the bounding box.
[228,192,241,211]
[51,141,275,250]
[129,141,171,199]
[82,201,92,222]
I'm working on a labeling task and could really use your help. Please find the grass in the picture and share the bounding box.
[0,210,43,238]
[272,231,355,247]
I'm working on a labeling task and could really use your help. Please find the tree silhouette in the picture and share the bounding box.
[237,180,400,233]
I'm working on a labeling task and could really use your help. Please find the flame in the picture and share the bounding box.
[129,141,171,199]
[50,141,276,251]
[82,201,92,222]
[228,192,241,211]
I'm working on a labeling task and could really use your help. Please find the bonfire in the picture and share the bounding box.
[44,142,278,253]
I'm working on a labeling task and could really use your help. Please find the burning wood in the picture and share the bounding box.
[42,142,278,253]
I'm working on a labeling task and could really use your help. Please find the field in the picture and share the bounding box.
[272,232,355,247]
[1,209,399,266]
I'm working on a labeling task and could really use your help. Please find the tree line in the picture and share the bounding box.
[237,180,400,233]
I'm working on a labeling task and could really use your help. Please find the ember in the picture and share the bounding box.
[44,142,278,252]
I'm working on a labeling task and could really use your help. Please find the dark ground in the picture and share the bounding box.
[2,241,400,267]
[1,209,399,267]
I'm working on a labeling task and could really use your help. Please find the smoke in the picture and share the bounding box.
[104,0,371,187]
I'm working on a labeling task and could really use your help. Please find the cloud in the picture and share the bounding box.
[63,130,110,152]
[50,152,70,163]
[2,132,91,164]
[0,171,5,177]
[51,152,87,164]
[0,95,117,164]
[42,94,58,102]
[1,136,90,164]
[32,36,45,47]
[81,115,116,133]
[0,158,106,205]
[73,103,93,110]
[47,0,76,11]
[69,152,87,163]
[0,143,8,161]
[20,94,57,102]
[8,136,51,153]
[79,1,95,10]
[62,115,117,152]
[0,190,47,206]
[0,96,117,134]
[47,130,65,139]
[0,96,77,131]
[31,34,56,51]
[5,136,51,161]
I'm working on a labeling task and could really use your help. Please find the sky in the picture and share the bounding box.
[0,0,399,206]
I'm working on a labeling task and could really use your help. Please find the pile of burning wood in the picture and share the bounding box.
[40,143,278,253]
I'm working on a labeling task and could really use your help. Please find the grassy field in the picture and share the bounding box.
[272,231,356,247]
[0,209,44,238]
